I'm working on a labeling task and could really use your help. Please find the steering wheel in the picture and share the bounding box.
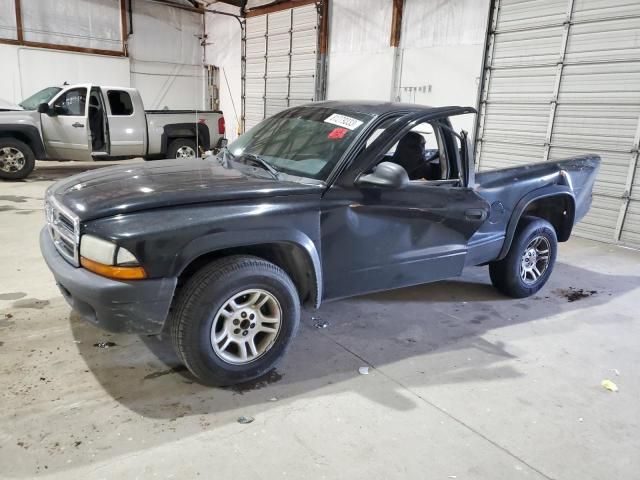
[424,149,440,164]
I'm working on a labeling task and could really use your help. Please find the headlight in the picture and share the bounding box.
[79,235,146,280]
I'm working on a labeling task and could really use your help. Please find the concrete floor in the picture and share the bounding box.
[1,160,639,479]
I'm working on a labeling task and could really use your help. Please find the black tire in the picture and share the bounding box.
[0,139,35,180]
[489,216,558,298]
[170,255,300,386]
[167,138,198,159]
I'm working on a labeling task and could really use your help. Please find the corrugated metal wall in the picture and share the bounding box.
[476,0,640,247]
[243,3,318,131]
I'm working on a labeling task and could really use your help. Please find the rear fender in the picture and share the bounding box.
[498,185,575,260]
[161,123,210,153]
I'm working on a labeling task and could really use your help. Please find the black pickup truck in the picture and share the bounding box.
[40,101,599,386]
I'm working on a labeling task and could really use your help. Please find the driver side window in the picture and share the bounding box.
[53,88,87,116]
[384,122,446,182]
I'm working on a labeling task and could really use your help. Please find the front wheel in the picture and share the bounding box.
[489,216,558,298]
[170,255,300,386]
[0,139,35,180]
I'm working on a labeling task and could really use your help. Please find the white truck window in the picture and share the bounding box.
[53,88,87,116]
[384,122,438,156]
[107,91,134,116]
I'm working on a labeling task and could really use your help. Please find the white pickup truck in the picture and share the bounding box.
[0,84,225,179]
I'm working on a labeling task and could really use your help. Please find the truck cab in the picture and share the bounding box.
[37,85,147,161]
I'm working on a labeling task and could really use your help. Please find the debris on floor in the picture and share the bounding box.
[358,366,369,375]
[555,287,598,302]
[237,415,255,424]
[612,368,620,376]
[312,317,329,329]
[601,379,619,392]
[93,341,117,348]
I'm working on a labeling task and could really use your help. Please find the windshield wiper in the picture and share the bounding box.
[237,152,281,179]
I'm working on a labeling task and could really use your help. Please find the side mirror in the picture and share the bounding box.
[37,103,51,115]
[355,161,409,189]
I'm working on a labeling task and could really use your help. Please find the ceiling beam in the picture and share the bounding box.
[147,0,205,13]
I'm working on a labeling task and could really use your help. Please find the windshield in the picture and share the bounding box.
[19,87,62,110]
[226,107,374,181]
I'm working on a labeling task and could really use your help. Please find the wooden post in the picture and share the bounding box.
[390,0,403,47]
[15,0,23,42]
[120,0,128,55]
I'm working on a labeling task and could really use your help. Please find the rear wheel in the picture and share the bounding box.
[0,139,35,180]
[167,138,198,159]
[489,216,557,298]
[170,255,300,386]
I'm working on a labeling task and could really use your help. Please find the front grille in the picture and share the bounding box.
[45,196,80,266]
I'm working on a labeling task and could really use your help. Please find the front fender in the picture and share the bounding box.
[0,123,46,158]
[174,227,323,306]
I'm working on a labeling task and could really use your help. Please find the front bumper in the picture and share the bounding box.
[40,227,177,334]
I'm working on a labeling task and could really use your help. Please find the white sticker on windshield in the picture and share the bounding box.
[324,113,364,130]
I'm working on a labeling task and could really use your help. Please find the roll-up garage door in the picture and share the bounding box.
[476,0,640,247]
[243,2,319,131]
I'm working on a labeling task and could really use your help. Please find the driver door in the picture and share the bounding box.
[41,85,92,161]
[320,113,490,300]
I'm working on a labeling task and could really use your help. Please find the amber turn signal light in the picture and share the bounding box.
[80,257,147,280]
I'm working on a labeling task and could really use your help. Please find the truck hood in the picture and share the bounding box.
[48,159,324,221]
[0,98,23,111]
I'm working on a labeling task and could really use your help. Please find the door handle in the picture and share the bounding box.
[465,208,487,220]
[72,122,84,128]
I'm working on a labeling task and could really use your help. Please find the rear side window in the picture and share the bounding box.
[107,90,134,116]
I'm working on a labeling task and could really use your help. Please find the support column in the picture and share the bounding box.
[474,0,501,169]
[389,0,404,102]
[542,0,575,161]
[614,115,640,241]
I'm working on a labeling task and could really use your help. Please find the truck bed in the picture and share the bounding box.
[145,109,225,155]
[465,155,600,267]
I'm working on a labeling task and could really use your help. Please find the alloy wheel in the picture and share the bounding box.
[176,146,196,158]
[210,289,282,365]
[0,147,26,173]
[520,235,551,285]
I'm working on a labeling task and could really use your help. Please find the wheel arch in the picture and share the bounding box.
[174,231,323,309]
[0,125,46,158]
[161,123,210,155]
[498,186,575,260]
